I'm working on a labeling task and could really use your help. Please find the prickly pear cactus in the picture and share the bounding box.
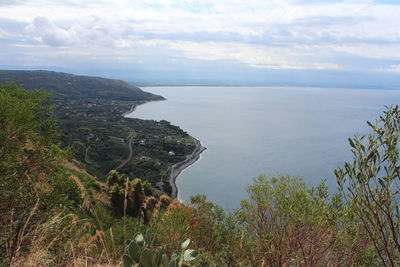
[122,233,199,267]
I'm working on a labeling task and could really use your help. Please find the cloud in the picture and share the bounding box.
[0,0,400,74]
[0,0,24,6]
[26,17,75,46]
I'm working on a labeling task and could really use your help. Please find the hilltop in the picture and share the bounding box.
[0,70,164,101]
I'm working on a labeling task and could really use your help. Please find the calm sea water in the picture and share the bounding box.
[127,86,400,210]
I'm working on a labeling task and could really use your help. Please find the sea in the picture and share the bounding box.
[126,86,400,210]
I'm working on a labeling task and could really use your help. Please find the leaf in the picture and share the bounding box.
[348,138,356,149]
[134,233,145,247]
[152,252,158,266]
[128,241,140,262]
[181,238,190,250]
[139,248,153,267]
[183,249,199,261]
[152,248,163,266]
[145,230,152,244]
[122,255,134,267]
[169,259,178,267]
[377,178,386,188]
[171,252,180,261]
[125,239,132,248]
[161,254,169,267]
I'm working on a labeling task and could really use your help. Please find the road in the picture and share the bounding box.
[115,134,134,170]
[169,137,206,198]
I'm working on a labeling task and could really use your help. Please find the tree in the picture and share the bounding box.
[107,170,153,218]
[0,83,81,264]
[0,82,61,221]
[335,105,400,267]
[237,175,341,266]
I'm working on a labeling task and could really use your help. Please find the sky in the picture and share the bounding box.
[0,0,400,87]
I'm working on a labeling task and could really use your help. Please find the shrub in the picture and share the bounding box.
[335,105,400,266]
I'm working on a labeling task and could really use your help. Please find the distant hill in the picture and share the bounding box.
[0,70,164,101]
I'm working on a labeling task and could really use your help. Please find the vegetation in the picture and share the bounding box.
[0,70,164,102]
[59,112,195,188]
[335,106,400,266]
[0,82,399,266]
[0,70,196,193]
[122,232,199,267]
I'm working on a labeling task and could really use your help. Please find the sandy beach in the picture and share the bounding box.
[169,137,206,198]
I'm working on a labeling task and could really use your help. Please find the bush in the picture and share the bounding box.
[335,105,400,266]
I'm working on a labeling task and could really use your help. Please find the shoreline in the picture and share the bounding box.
[122,99,164,117]
[123,98,206,199]
[169,137,206,199]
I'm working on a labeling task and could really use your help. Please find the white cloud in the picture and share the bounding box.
[25,17,76,46]
[136,39,347,70]
[0,0,400,72]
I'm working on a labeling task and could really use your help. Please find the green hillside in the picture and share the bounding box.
[0,70,164,101]
[1,82,399,267]
[0,70,194,191]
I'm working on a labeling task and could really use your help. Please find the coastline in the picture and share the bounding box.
[123,98,206,199]
[122,100,161,117]
[169,137,206,199]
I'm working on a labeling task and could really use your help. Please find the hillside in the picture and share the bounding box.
[0,70,164,101]
[0,70,195,193]
[1,80,399,266]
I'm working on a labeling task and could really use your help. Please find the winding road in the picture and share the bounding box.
[115,133,134,170]
[113,133,205,200]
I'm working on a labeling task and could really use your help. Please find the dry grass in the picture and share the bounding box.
[64,160,111,206]
[63,160,94,178]
[8,212,78,266]
[7,204,124,266]
[69,174,91,211]
[4,161,123,266]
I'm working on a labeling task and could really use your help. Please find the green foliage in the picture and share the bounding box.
[107,170,154,217]
[0,83,90,264]
[237,175,355,266]
[0,82,59,166]
[51,171,83,206]
[335,105,400,267]
[0,71,195,187]
[0,70,164,102]
[122,231,199,267]
[2,81,398,266]
[0,82,63,212]
[60,111,195,185]
[239,175,330,231]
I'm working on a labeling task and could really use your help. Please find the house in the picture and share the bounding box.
[138,139,146,146]
[139,155,151,161]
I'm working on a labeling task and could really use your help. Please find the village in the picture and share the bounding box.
[53,96,197,195]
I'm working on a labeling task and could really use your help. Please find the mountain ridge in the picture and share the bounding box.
[0,69,165,101]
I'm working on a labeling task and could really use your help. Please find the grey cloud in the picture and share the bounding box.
[1,0,399,77]
[27,17,75,46]
[127,12,396,49]
[0,0,24,6]
[0,17,28,38]
[24,16,137,48]
[133,23,400,49]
